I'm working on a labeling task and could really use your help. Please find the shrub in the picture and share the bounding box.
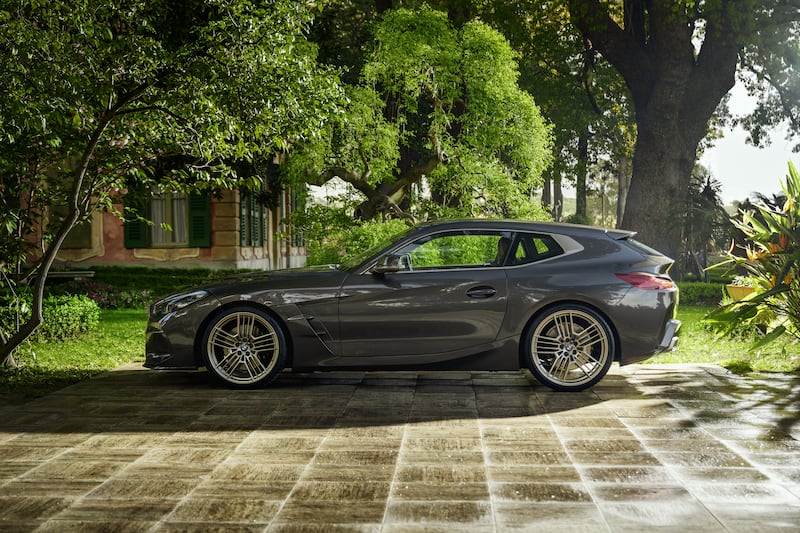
[0,293,100,343]
[707,161,800,348]
[89,266,240,299]
[37,295,100,341]
[48,278,152,310]
[677,282,726,306]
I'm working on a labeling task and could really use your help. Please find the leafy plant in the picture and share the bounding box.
[48,278,151,310]
[676,282,726,306]
[0,293,99,343]
[707,161,800,348]
[298,211,410,266]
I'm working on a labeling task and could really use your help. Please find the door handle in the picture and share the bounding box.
[466,286,496,299]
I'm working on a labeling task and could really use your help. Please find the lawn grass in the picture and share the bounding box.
[0,308,146,403]
[648,305,800,373]
[1,305,798,404]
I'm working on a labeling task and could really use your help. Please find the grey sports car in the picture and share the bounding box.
[145,219,680,392]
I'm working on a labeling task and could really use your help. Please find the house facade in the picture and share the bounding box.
[54,187,307,271]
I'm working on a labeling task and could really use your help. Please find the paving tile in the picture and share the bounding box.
[486,450,572,465]
[599,500,723,530]
[487,464,581,483]
[21,460,127,481]
[291,481,391,501]
[303,464,396,482]
[490,481,593,502]
[391,482,489,501]
[167,498,281,524]
[275,500,387,523]
[384,501,493,525]
[589,483,692,501]
[494,502,608,531]
[0,496,74,521]
[49,498,177,522]
[86,478,196,499]
[703,503,800,531]
[579,465,674,484]
[687,482,800,505]
[0,364,799,531]
[396,465,487,483]
[37,519,156,532]
[0,479,101,497]
[568,451,663,466]
[270,524,380,533]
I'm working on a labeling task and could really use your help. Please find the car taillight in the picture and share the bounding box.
[616,273,676,290]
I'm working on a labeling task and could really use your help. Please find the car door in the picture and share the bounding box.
[337,230,510,358]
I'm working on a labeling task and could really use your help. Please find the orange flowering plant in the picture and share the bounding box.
[707,162,800,348]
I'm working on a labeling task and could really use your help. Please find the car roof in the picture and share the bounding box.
[415,219,636,241]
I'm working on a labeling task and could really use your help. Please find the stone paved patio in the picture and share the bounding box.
[1,363,799,532]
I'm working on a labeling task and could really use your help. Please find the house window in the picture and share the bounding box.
[124,191,210,249]
[62,218,93,249]
[150,191,188,246]
[50,205,93,249]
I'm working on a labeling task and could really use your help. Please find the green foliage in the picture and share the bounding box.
[677,282,727,306]
[405,234,498,267]
[299,212,409,266]
[707,161,800,348]
[88,266,240,299]
[0,309,145,403]
[1,0,343,364]
[672,170,732,280]
[1,0,340,264]
[291,5,552,221]
[47,278,151,310]
[0,293,99,343]
[649,305,800,373]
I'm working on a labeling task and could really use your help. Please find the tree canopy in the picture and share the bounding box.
[0,0,342,366]
[288,5,553,221]
[566,0,800,258]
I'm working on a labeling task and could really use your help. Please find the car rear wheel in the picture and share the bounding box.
[524,304,615,392]
[201,307,286,388]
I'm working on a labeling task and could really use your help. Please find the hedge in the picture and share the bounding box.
[676,282,727,306]
[0,293,100,342]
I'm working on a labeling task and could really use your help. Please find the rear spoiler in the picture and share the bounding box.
[605,228,636,240]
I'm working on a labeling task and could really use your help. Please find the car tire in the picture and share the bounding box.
[524,304,615,392]
[201,306,287,389]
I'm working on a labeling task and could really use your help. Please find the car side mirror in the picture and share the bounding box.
[372,254,409,274]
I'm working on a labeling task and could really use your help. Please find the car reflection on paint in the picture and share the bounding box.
[145,219,680,392]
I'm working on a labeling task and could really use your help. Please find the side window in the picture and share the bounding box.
[513,233,564,264]
[394,231,512,270]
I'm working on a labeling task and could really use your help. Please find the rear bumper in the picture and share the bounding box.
[658,319,681,352]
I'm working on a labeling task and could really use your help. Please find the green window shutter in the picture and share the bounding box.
[187,193,211,247]
[258,202,265,247]
[249,193,259,248]
[123,189,148,249]
[239,189,248,247]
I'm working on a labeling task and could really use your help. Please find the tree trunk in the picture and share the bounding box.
[568,0,742,257]
[621,118,696,259]
[615,156,631,229]
[575,132,589,220]
[541,176,552,210]
[553,173,563,221]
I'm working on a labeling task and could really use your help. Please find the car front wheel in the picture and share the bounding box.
[201,307,286,388]
[524,304,615,392]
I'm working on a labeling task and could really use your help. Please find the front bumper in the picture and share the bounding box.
[144,297,221,370]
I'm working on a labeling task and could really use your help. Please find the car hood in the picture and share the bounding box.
[200,264,349,298]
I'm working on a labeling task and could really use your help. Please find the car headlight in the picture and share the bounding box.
[152,290,209,316]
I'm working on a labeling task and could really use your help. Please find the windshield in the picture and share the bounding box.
[337,226,415,271]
